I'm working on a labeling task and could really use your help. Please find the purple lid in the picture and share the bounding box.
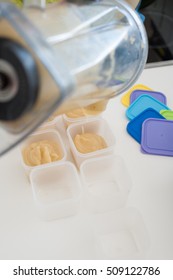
[141,119,173,156]
[130,90,167,105]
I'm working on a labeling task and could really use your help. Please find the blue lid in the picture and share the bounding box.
[126,94,170,120]
[127,108,165,143]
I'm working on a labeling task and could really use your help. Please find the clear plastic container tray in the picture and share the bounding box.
[80,155,132,213]
[30,161,82,220]
[67,117,116,168]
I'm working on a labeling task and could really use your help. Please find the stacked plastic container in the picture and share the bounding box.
[122,84,173,156]
[20,108,150,259]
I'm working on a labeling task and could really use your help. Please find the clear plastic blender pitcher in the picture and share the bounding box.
[0,0,148,156]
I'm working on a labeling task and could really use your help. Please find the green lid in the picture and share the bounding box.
[160,110,173,120]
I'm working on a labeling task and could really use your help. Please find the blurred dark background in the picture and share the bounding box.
[139,0,173,64]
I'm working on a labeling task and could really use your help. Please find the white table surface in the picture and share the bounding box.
[0,65,173,260]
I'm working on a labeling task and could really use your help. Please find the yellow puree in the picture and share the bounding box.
[66,100,108,119]
[23,140,62,166]
[47,100,108,121]
[74,133,107,154]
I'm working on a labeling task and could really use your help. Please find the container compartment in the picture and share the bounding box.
[80,155,132,213]
[67,117,115,167]
[30,161,82,220]
[93,208,150,259]
[20,129,67,176]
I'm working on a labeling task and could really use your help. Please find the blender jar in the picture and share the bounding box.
[0,0,148,156]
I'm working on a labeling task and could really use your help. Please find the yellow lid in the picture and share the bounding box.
[121,84,152,107]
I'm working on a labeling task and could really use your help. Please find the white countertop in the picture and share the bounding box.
[0,65,173,260]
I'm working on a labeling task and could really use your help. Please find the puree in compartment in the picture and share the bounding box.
[74,133,107,154]
[22,140,63,166]
[65,100,108,119]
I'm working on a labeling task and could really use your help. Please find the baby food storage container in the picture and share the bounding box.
[0,0,148,156]
[63,110,103,128]
[80,155,132,213]
[67,117,116,167]
[93,207,150,259]
[63,99,108,127]
[20,129,67,177]
[30,161,82,220]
